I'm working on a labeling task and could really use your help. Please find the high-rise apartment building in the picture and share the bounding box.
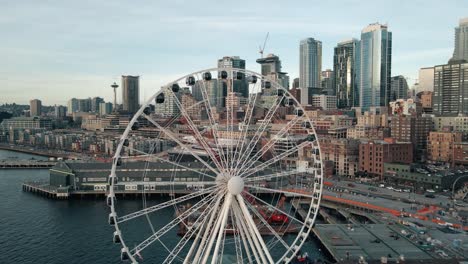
[91,97,105,113]
[256,54,290,89]
[54,105,67,119]
[334,39,358,108]
[299,38,322,105]
[321,69,334,95]
[292,78,299,89]
[30,99,42,117]
[122,75,140,114]
[452,17,468,62]
[390,115,433,160]
[155,86,181,117]
[390,75,409,100]
[418,67,435,92]
[78,98,92,112]
[67,98,79,114]
[357,23,392,110]
[432,60,468,116]
[99,102,113,117]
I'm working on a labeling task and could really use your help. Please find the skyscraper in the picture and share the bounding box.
[333,39,358,108]
[321,69,334,95]
[99,102,113,116]
[256,54,290,89]
[418,67,435,93]
[67,98,79,114]
[357,23,392,110]
[91,97,105,113]
[54,105,67,119]
[30,99,42,117]
[452,17,468,62]
[217,56,248,97]
[433,60,468,116]
[122,75,140,114]
[78,98,92,112]
[155,86,181,117]
[390,75,409,100]
[299,38,322,105]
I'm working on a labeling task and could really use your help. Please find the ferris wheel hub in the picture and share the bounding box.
[227,176,244,195]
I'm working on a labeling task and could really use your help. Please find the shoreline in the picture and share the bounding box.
[0,144,62,158]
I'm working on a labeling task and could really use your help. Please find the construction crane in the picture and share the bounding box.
[259,32,269,58]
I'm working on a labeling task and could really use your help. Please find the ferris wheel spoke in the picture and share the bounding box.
[243,198,290,250]
[130,192,218,256]
[142,113,219,175]
[121,146,216,181]
[195,72,230,170]
[235,93,286,174]
[229,207,244,263]
[245,184,315,200]
[244,170,301,183]
[243,190,306,225]
[239,140,312,179]
[168,89,225,172]
[186,197,223,264]
[231,81,261,173]
[117,186,216,224]
[232,205,253,263]
[200,194,232,264]
[241,115,303,175]
[163,195,219,264]
[232,199,261,263]
[236,194,274,264]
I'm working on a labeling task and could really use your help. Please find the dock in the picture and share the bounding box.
[22,181,69,199]
[0,160,56,169]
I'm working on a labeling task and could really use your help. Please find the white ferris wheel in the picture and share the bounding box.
[107,68,323,264]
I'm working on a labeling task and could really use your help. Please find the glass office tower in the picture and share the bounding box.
[357,23,392,110]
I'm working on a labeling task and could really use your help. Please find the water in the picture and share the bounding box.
[0,150,324,263]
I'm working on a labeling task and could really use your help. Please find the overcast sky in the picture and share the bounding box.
[1,0,467,105]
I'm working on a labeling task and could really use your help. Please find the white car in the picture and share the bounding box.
[379,184,385,188]
[426,189,435,193]
[403,189,411,193]
[386,186,394,190]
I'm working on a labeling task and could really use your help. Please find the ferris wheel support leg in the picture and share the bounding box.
[233,201,258,264]
[210,194,232,264]
[236,194,274,264]
[200,194,229,264]
[188,197,222,264]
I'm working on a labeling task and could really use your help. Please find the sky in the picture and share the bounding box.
[1,0,467,105]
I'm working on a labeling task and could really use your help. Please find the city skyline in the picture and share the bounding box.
[1,1,467,105]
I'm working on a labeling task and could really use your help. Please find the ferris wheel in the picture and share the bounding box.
[107,68,323,263]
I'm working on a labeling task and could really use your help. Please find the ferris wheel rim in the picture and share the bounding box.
[107,67,324,264]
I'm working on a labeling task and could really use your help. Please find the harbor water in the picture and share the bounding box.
[0,149,324,263]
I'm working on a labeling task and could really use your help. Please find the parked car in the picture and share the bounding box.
[387,186,394,190]
[379,184,385,188]
[425,194,436,198]
[426,189,435,193]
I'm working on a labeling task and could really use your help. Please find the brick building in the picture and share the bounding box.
[359,138,413,178]
[427,131,463,163]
